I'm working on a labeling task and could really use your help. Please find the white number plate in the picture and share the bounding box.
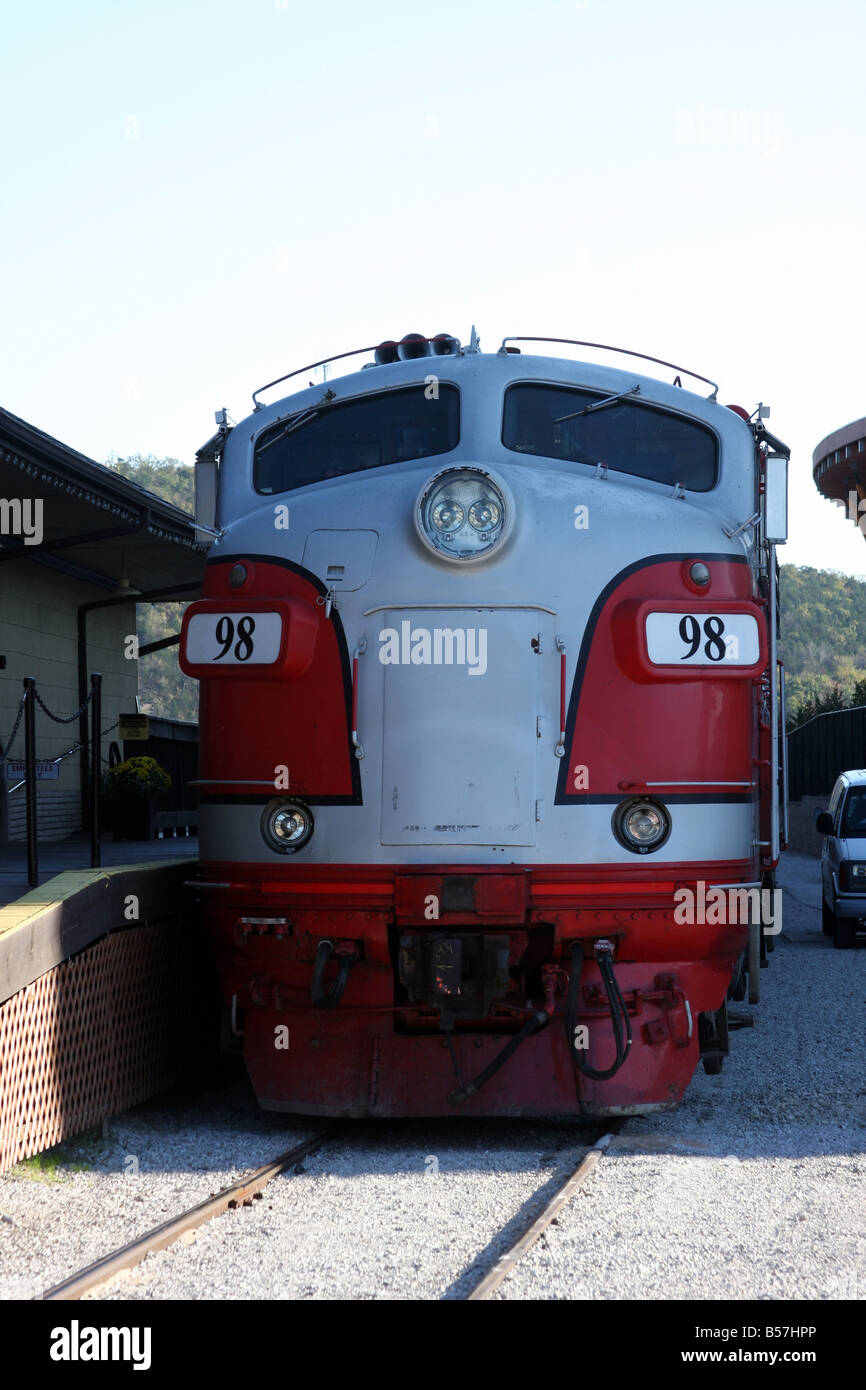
[185,612,282,665]
[645,612,760,666]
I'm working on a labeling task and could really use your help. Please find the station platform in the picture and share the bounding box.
[0,831,197,910]
[0,845,214,1175]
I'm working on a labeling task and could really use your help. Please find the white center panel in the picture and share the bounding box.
[378,608,539,846]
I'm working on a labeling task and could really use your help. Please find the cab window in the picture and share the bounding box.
[502,383,717,491]
[254,384,460,494]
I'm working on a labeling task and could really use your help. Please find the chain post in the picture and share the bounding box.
[90,674,102,868]
[23,678,37,888]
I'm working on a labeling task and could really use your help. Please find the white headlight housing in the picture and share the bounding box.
[415,466,513,563]
[261,799,314,853]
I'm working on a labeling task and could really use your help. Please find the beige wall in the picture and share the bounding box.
[1,561,138,841]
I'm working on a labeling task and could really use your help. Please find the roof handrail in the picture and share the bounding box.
[251,344,379,410]
[497,337,719,400]
[250,334,722,411]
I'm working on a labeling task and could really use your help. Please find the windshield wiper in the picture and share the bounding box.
[555,384,641,424]
[257,388,337,454]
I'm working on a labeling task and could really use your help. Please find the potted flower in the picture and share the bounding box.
[103,756,172,841]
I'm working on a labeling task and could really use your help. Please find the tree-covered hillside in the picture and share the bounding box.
[105,455,198,722]
[779,565,866,723]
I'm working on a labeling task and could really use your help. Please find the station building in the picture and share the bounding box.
[813,414,866,520]
[0,407,205,843]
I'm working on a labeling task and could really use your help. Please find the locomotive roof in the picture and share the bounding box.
[235,342,750,452]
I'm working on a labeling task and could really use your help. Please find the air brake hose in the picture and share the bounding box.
[311,939,356,1008]
[447,1008,550,1106]
[566,941,633,1080]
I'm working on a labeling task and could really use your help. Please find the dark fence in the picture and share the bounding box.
[787,705,866,801]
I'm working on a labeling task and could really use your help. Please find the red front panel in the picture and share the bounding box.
[196,859,753,1117]
[180,557,361,802]
[557,556,764,800]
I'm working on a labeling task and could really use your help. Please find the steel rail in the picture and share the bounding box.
[465,1128,618,1300]
[40,1130,337,1301]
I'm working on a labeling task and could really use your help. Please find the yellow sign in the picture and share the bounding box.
[119,715,150,741]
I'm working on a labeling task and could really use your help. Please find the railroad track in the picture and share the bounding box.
[40,1123,617,1301]
[40,1130,338,1301]
[463,1126,618,1300]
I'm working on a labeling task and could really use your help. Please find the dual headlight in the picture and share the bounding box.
[842,862,866,890]
[261,799,314,854]
[613,798,672,854]
[415,467,511,563]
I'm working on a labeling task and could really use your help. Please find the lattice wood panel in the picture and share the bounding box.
[0,923,191,1174]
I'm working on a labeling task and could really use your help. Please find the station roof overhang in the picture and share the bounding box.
[812,414,866,509]
[0,407,206,595]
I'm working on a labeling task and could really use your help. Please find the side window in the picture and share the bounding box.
[841,788,866,836]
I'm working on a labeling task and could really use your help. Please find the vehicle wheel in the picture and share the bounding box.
[699,1002,729,1075]
[822,897,835,936]
[762,871,775,952]
[748,918,760,1003]
[834,918,856,950]
[728,951,747,1002]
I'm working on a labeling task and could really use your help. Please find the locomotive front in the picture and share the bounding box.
[181,332,788,1117]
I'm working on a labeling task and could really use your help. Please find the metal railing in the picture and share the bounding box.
[1,674,102,887]
[5,741,83,796]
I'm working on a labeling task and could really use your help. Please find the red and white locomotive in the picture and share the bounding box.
[181,330,789,1117]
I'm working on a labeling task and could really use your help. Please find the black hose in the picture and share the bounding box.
[447,1009,549,1106]
[311,939,356,1008]
[446,1031,465,1090]
[566,942,632,1080]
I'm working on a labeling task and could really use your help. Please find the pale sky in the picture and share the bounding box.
[2,0,865,573]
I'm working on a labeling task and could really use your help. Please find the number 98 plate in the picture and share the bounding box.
[184,612,282,665]
[645,611,760,666]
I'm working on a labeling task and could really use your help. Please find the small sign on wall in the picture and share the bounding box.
[119,715,150,741]
[6,760,59,780]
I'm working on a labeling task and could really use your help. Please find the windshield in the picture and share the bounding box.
[254,384,460,494]
[841,788,866,836]
[502,383,717,491]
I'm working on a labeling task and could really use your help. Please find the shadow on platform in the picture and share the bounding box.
[0,830,198,909]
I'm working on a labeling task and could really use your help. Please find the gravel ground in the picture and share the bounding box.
[95,1118,600,1301]
[495,852,866,1299]
[0,1066,321,1301]
[1,851,863,1300]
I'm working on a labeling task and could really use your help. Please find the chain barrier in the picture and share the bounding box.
[2,683,114,764]
[0,693,28,760]
[7,676,106,885]
[32,685,94,724]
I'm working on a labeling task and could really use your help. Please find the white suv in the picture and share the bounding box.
[816,770,866,949]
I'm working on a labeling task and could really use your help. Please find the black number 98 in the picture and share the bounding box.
[213,614,256,661]
[678,614,726,662]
